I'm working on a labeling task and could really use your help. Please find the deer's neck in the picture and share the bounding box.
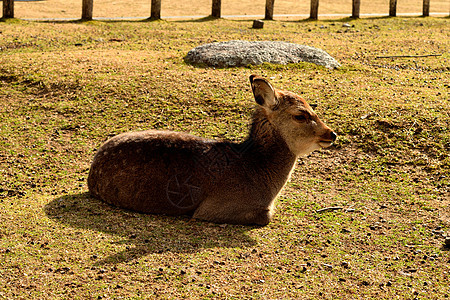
[241,108,298,199]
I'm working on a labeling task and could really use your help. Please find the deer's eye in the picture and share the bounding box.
[293,114,307,122]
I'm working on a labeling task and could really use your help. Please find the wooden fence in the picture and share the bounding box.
[1,0,443,20]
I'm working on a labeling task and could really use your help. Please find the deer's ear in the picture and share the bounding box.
[249,75,277,109]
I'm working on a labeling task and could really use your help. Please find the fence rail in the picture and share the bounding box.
[1,0,446,20]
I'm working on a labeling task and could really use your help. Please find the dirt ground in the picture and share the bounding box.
[0,15,449,299]
[8,0,450,20]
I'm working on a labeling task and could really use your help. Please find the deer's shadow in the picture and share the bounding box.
[44,193,257,265]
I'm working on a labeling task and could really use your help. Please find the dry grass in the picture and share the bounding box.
[9,0,450,19]
[0,16,449,299]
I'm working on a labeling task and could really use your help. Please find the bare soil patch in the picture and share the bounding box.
[8,0,450,19]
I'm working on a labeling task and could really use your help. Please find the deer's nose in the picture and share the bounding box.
[331,132,337,141]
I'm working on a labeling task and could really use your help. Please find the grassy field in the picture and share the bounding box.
[0,16,449,299]
[9,0,450,20]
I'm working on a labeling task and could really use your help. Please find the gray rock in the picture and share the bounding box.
[185,40,340,69]
[252,20,264,29]
[445,237,450,248]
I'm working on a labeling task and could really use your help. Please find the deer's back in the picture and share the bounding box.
[88,130,218,215]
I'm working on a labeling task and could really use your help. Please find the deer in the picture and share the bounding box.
[87,75,337,225]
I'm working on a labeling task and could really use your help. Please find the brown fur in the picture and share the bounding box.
[87,75,336,225]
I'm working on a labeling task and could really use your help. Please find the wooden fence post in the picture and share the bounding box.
[150,0,161,19]
[310,0,319,19]
[389,0,397,16]
[265,0,275,20]
[422,0,430,16]
[2,0,14,18]
[211,0,221,18]
[352,0,360,18]
[81,0,93,20]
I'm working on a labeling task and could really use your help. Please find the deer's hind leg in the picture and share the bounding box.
[192,199,273,226]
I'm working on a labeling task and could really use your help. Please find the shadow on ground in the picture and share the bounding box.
[44,193,257,265]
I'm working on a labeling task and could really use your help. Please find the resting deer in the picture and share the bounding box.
[88,75,336,225]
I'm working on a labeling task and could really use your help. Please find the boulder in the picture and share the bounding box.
[185,40,340,69]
